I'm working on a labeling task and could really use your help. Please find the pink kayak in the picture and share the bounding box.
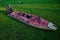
[6,5,57,30]
[8,12,57,30]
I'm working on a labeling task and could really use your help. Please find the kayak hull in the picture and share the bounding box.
[8,12,57,30]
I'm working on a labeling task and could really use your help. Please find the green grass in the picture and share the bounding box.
[0,0,60,40]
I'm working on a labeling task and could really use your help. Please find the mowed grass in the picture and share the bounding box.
[0,0,60,40]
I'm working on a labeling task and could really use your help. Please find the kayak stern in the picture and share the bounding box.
[48,22,57,30]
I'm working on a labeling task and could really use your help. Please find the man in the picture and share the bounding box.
[6,4,13,14]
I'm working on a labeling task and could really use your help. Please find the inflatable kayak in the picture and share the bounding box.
[6,5,57,30]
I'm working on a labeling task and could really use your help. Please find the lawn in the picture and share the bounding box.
[0,0,60,40]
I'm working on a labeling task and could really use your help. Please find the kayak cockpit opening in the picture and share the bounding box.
[17,12,25,16]
[17,12,32,19]
[26,14,32,18]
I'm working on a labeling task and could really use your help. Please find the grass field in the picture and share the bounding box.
[0,0,60,40]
